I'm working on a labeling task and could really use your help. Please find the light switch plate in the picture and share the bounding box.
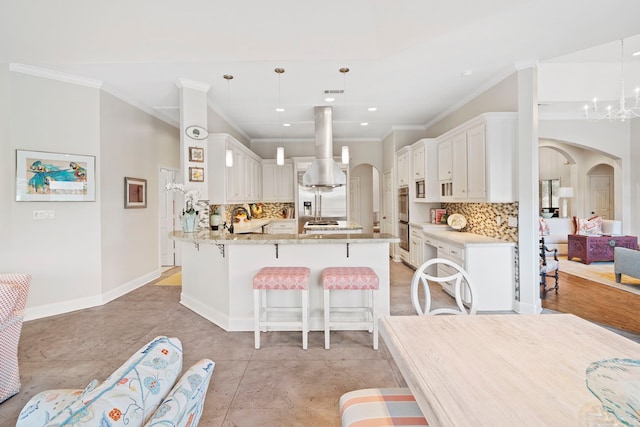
[507,216,518,227]
[33,210,55,220]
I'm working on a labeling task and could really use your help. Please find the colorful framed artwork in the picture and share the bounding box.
[189,167,204,182]
[124,177,147,209]
[15,149,96,202]
[188,146,204,162]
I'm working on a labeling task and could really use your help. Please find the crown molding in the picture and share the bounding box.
[9,63,103,88]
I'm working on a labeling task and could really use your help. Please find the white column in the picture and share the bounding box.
[176,78,210,197]
[515,64,541,314]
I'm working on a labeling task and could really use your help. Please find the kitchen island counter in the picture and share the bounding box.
[170,231,398,332]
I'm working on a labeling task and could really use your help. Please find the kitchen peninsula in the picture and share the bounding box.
[170,231,398,331]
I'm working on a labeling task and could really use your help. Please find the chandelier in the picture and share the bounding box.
[583,39,640,122]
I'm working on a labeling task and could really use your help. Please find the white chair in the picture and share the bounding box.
[340,259,477,426]
[411,258,477,316]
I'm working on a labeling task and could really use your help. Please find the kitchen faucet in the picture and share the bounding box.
[228,206,251,234]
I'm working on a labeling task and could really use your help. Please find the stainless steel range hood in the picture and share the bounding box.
[302,106,346,188]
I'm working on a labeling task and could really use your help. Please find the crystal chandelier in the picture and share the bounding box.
[583,39,640,122]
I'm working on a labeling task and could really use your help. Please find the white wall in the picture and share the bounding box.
[2,69,181,320]
[351,164,374,233]
[6,71,102,317]
[100,92,179,296]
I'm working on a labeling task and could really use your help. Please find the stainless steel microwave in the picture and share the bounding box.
[416,180,425,199]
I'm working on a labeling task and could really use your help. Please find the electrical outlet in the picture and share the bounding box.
[507,216,518,227]
[33,210,55,220]
[496,216,502,226]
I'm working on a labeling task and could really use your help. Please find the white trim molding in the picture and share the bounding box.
[10,63,103,89]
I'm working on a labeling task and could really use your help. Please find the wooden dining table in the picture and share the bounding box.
[379,314,640,427]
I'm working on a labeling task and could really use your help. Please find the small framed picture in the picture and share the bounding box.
[124,177,147,208]
[189,146,204,162]
[189,167,204,182]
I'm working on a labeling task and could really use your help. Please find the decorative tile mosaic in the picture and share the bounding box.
[442,202,521,300]
[211,202,295,224]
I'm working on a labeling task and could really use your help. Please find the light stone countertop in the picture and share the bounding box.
[170,230,399,245]
[229,218,272,234]
[303,220,363,231]
[422,229,515,247]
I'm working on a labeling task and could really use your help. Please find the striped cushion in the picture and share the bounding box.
[340,388,428,426]
[322,267,379,290]
[253,267,310,290]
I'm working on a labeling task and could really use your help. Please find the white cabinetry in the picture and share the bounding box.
[265,219,297,234]
[262,160,294,202]
[412,143,425,180]
[423,230,515,311]
[436,113,516,202]
[396,148,410,187]
[409,225,424,268]
[208,134,262,204]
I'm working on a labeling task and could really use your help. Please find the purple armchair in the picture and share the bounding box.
[0,273,31,403]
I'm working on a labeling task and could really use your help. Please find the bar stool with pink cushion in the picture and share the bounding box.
[253,266,310,350]
[0,273,31,403]
[322,266,379,350]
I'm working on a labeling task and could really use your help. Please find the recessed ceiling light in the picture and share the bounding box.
[283,123,291,127]
[360,122,368,126]
[461,69,473,77]
[275,107,285,112]
[633,51,640,57]
[325,97,335,102]
[368,107,377,111]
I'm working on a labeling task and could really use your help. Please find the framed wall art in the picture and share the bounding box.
[189,167,204,182]
[124,177,147,208]
[16,149,96,202]
[188,146,204,162]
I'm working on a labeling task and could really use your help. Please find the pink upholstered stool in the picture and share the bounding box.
[253,267,310,350]
[322,267,379,350]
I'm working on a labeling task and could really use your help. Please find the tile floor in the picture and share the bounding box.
[2,260,638,426]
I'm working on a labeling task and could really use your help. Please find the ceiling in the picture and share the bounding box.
[2,0,640,142]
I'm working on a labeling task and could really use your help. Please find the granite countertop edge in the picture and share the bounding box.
[422,229,516,247]
[170,231,399,245]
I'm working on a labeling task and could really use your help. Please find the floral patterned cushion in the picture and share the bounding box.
[41,336,183,427]
[252,267,310,290]
[143,359,214,427]
[574,216,603,236]
[322,267,379,290]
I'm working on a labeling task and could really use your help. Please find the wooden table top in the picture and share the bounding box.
[379,314,640,427]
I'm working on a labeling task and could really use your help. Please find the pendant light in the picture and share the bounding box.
[341,146,350,164]
[224,74,235,167]
[339,68,350,165]
[275,68,285,164]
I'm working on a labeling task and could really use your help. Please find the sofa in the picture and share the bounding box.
[0,273,31,403]
[614,247,640,283]
[540,217,622,255]
[16,336,214,427]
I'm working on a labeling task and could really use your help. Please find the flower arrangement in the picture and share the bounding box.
[165,183,202,214]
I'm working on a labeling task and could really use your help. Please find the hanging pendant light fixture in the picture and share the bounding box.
[275,68,286,164]
[584,39,640,122]
[341,146,350,164]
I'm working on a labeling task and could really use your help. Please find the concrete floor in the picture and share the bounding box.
[3,260,639,426]
[2,261,418,426]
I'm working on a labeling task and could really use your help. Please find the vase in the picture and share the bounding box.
[181,212,198,233]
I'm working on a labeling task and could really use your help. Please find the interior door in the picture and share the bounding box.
[159,168,178,266]
[589,175,612,219]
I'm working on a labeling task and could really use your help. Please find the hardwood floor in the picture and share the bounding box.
[542,271,640,335]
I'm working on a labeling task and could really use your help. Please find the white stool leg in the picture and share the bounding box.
[302,289,309,350]
[372,289,378,350]
[324,288,331,350]
[254,288,261,349]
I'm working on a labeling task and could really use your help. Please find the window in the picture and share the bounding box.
[539,179,560,215]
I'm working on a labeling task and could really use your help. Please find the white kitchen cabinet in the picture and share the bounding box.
[423,229,515,311]
[409,225,424,268]
[262,160,294,202]
[436,113,516,202]
[265,219,297,234]
[412,143,425,180]
[208,134,262,204]
[396,148,410,187]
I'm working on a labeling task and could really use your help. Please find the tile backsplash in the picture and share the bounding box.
[212,202,295,223]
[442,202,518,242]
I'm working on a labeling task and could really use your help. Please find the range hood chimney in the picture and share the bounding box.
[302,106,346,188]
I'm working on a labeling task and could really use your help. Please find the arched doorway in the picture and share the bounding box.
[587,164,614,219]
